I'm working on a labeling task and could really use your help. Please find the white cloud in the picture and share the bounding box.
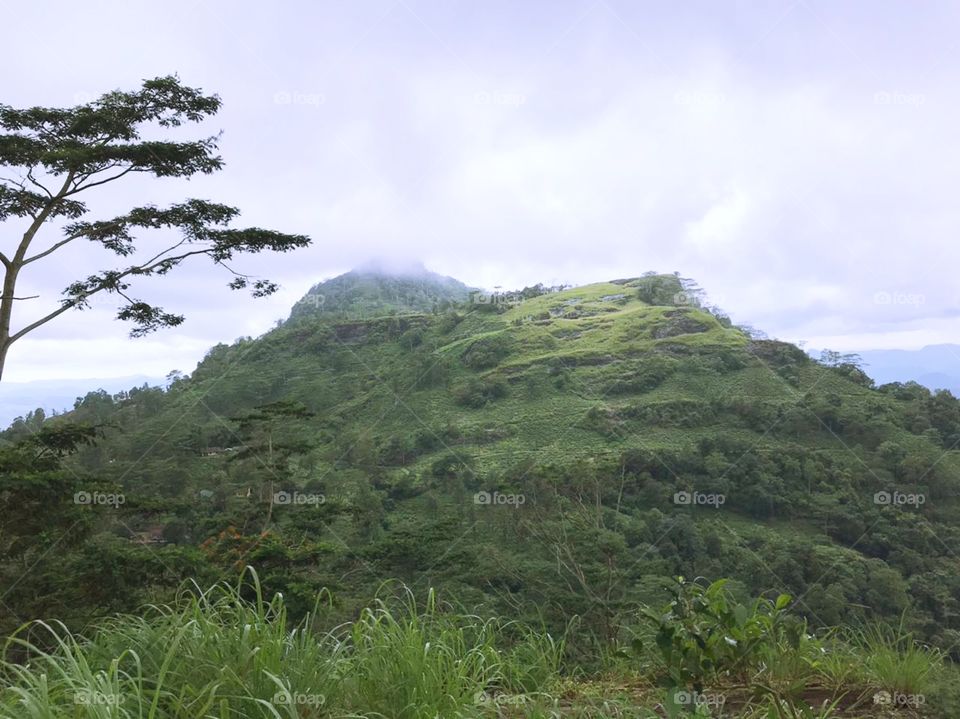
[2,0,959,384]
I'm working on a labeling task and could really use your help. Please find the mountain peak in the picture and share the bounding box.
[289,262,474,320]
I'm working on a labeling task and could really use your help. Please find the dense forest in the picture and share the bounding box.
[1,268,957,716]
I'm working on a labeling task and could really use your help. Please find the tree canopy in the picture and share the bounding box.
[0,75,311,380]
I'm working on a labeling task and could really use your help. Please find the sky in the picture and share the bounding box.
[2,0,959,385]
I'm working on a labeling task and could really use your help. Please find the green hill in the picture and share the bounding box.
[4,268,960,671]
[288,259,476,320]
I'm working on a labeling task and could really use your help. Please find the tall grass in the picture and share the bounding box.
[1,573,952,718]
[844,616,943,695]
[0,569,561,719]
[338,586,499,717]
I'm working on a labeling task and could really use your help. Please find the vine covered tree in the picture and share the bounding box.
[0,75,311,380]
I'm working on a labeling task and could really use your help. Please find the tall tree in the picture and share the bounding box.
[0,75,310,380]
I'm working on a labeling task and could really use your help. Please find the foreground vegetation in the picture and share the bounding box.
[0,570,954,718]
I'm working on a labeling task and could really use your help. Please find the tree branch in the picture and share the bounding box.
[0,175,26,191]
[8,244,210,345]
[215,259,252,278]
[25,168,53,199]
[139,237,189,268]
[8,300,76,344]
[13,171,76,265]
[68,165,141,195]
[22,235,84,266]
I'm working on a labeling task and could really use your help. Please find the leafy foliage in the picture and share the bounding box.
[0,75,310,379]
[638,577,802,690]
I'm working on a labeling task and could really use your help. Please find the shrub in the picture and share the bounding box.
[452,377,509,408]
[635,274,685,306]
[623,399,715,428]
[398,327,424,350]
[603,356,678,395]
[461,334,513,370]
[437,311,463,334]
[431,452,473,479]
[636,577,806,691]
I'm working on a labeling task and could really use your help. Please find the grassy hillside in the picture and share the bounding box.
[2,270,959,715]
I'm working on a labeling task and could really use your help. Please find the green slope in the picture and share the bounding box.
[5,270,960,660]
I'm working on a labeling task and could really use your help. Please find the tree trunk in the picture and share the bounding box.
[0,264,17,383]
[0,338,8,383]
[0,171,76,385]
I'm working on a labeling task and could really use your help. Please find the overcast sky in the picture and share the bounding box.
[2,0,958,383]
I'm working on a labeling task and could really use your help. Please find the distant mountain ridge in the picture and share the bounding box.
[0,375,165,427]
[819,344,960,396]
